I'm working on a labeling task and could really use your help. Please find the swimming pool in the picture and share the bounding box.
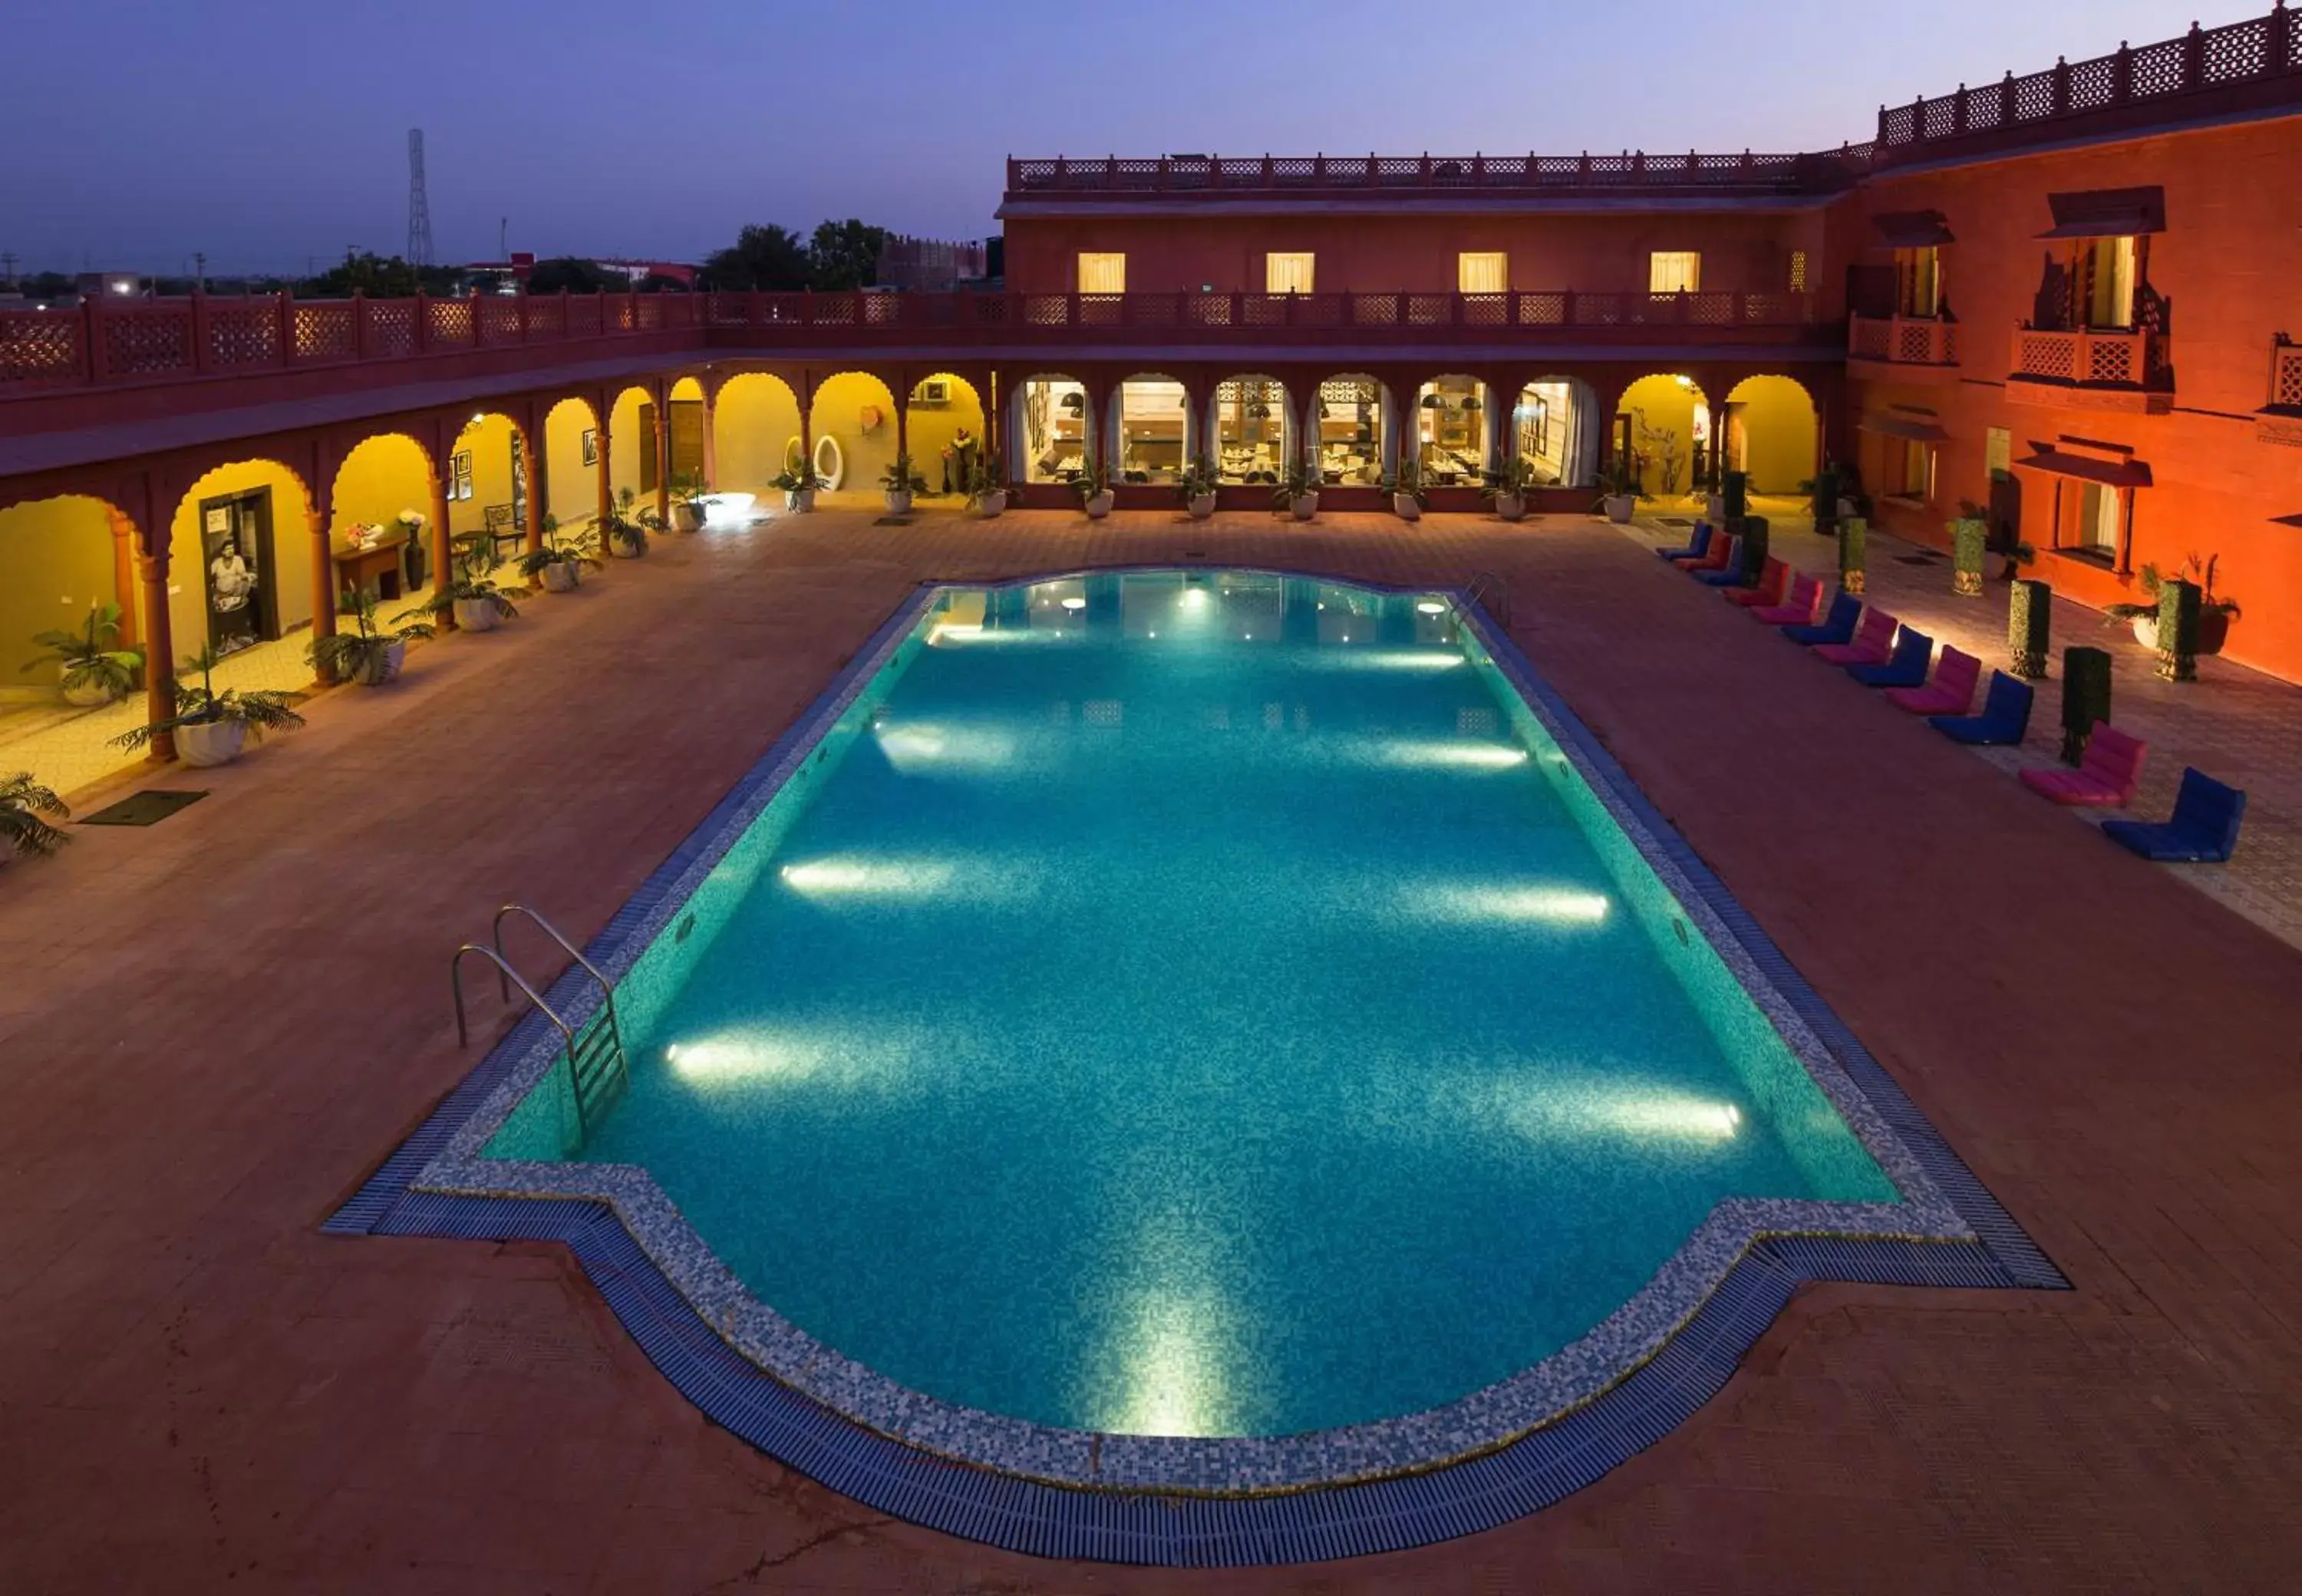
[351,569,2052,1555]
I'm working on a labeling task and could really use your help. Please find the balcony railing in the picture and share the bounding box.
[2010,325,2155,387]
[1003,150,1869,198]
[1849,314,1958,367]
[2270,336,2302,409]
[0,288,1825,397]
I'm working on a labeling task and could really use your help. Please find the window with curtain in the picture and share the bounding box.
[1265,253,1315,295]
[1076,253,1126,295]
[1457,252,1507,294]
[2079,483,2122,555]
[1896,246,1941,316]
[1648,252,1701,294]
[2080,236,2138,329]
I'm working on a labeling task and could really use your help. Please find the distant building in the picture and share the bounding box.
[876,236,993,291]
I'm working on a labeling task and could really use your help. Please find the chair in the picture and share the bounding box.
[1658,522,1713,562]
[1726,557,1791,608]
[1783,589,1859,645]
[1673,533,1734,573]
[1813,607,1898,666]
[1885,647,1981,715]
[1692,537,1746,586]
[2102,769,2248,862]
[1848,627,1934,688]
[481,503,524,562]
[1931,673,2034,745]
[2019,724,2149,807]
[1753,572,1823,627]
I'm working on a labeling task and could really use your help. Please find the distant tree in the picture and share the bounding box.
[700,225,810,292]
[20,272,75,300]
[526,256,617,295]
[298,252,464,298]
[806,219,889,292]
[633,272,689,295]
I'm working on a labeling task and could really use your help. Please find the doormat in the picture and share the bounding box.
[1658,517,1696,527]
[1895,553,1944,566]
[79,790,208,827]
[872,516,914,527]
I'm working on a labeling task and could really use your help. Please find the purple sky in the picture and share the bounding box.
[0,0,2231,275]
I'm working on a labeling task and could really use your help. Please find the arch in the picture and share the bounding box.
[1014,373,1090,486]
[668,374,707,403]
[1311,374,1387,486]
[903,371,986,497]
[807,371,901,500]
[606,385,658,517]
[1412,374,1492,486]
[1109,374,1192,485]
[1614,373,1712,503]
[0,493,139,704]
[1209,375,1294,486]
[541,395,601,532]
[1511,376,1601,490]
[165,457,319,667]
[442,411,529,569]
[1723,374,1820,501]
[711,371,803,498]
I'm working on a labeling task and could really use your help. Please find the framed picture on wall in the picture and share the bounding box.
[580,428,599,467]
[450,451,474,501]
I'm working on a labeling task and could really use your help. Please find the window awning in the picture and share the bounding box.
[2038,186,2165,241]
[2014,448,2153,489]
[1871,210,1954,248]
[1860,414,1948,443]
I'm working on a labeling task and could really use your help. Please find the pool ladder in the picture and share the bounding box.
[1463,569,1512,627]
[450,905,630,1146]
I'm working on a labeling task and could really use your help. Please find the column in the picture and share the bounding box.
[984,371,1000,473]
[799,378,814,472]
[651,397,671,526]
[428,467,453,619]
[524,434,547,556]
[1379,387,1402,480]
[106,508,142,656]
[698,391,718,491]
[136,546,176,762]
[595,424,613,529]
[307,506,338,683]
[895,380,910,463]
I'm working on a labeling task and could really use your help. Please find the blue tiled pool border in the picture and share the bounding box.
[328,566,2063,1567]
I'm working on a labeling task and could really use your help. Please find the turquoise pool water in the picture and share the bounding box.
[488,571,1897,1440]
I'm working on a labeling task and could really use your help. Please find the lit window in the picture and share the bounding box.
[1076,253,1126,295]
[1898,440,1932,500]
[2081,236,2138,329]
[1897,246,1941,316]
[1265,253,1315,295]
[1789,249,1809,294]
[2079,483,2122,554]
[1649,252,1700,294]
[1458,252,1507,294]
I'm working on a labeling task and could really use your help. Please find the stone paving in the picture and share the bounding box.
[2,507,2301,1593]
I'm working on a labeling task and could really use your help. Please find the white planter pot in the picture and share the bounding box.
[176,718,246,768]
[1839,496,1858,520]
[61,678,121,707]
[1083,490,1115,519]
[973,490,1007,518]
[1393,493,1423,521]
[670,503,702,533]
[1492,493,1527,523]
[1705,493,1726,523]
[1290,493,1319,522]
[539,561,579,592]
[609,536,645,558]
[883,490,912,516]
[784,489,815,513]
[452,598,501,633]
[1603,494,1637,523]
[2132,615,2159,650]
[355,639,406,687]
[1187,494,1216,520]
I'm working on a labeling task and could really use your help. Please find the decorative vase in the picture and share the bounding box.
[61,679,120,708]
[176,719,246,768]
[1493,493,1526,523]
[1394,493,1423,521]
[452,598,500,633]
[671,503,702,533]
[1289,493,1318,522]
[355,640,406,687]
[1187,494,1215,520]
[540,562,579,592]
[883,490,912,516]
[1083,490,1114,519]
[974,490,1007,518]
[1602,494,1635,523]
[784,489,815,513]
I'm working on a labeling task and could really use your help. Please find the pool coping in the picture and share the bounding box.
[328,566,2064,1565]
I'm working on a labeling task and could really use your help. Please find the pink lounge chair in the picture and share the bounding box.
[1885,647,1981,716]
[2019,724,2149,807]
[1812,608,1898,667]
[1726,557,1792,608]
[1753,573,1824,627]
[1673,536,1733,574]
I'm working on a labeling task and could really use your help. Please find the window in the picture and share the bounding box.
[1649,252,1700,294]
[1265,253,1315,295]
[1986,426,2012,478]
[1896,246,1941,317]
[1076,253,1126,295]
[2079,483,2122,556]
[1458,252,1507,294]
[1788,249,1809,294]
[2080,236,2137,329]
[1896,440,1934,501]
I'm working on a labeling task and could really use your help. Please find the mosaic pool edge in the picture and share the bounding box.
[327,566,2064,1565]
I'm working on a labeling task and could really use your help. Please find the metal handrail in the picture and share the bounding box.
[492,902,625,1057]
[1463,569,1512,628]
[450,941,594,1144]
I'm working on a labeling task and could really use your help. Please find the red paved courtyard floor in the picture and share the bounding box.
[2,509,2299,1593]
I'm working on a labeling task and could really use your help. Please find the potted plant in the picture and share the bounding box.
[1950,512,1989,598]
[1077,457,1114,519]
[21,602,143,707]
[1176,458,1219,520]
[404,576,520,635]
[110,645,305,768]
[772,459,826,513]
[1273,459,1318,521]
[1594,457,1638,523]
[518,523,602,593]
[879,453,927,516]
[965,451,1008,517]
[2060,646,2112,764]
[1839,516,1868,596]
[1385,457,1428,522]
[2106,556,2240,655]
[0,772,70,863]
[2010,578,2053,680]
[667,471,710,533]
[308,590,434,687]
[1483,456,1537,522]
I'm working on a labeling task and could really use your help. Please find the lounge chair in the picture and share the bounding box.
[2101,768,2248,862]
[1930,672,2033,745]
[1783,589,1859,645]
[1847,627,1934,688]
[1657,522,1713,562]
[1812,607,1898,666]
[1726,557,1791,608]
[1692,537,1747,586]
[1885,647,1981,715]
[1673,533,1734,573]
[2019,724,2149,807]
[1753,572,1824,627]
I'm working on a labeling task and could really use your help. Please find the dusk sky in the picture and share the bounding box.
[1,0,2220,275]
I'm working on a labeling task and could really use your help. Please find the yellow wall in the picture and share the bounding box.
[444,414,519,539]
[809,372,902,493]
[608,389,651,509]
[901,374,987,495]
[1729,377,1818,496]
[166,461,315,664]
[713,375,803,493]
[1618,374,1704,496]
[332,434,433,542]
[0,496,120,694]
[542,400,598,529]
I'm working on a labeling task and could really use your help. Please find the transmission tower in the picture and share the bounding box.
[407,129,434,267]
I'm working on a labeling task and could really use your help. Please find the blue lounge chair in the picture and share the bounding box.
[1692,537,1746,587]
[1657,522,1713,562]
[1785,590,1859,647]
[1929,671,2033,745]
[1847,627,1934,688]
[2102,768,2248,862]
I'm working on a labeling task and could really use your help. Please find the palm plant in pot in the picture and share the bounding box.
[1594,456,1640,523]
[518,520,602,593]
[308,589,434,686]
[21,602,143,707]
[668,471,710,533]
[1482,455,1538,522]
[0,771,71,864]
[1176,458,1219,520]
[772,458,826,513]
[110,645,305,768]
[1384,457,1429,522]
[2106,555,2241,654]
[1273,459,1319,521]
[1077,457,1114,519]
[402,575,520,635]
[879,453,927,516]
[965,451,1007,517]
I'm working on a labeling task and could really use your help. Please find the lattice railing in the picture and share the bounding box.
[2011,326,2155,387]
[1004,147,1857,195]
[1849,314,1957,365]
[2268,338,2302,408]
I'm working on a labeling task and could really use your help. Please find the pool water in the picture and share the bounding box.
[488,571,1898,1439]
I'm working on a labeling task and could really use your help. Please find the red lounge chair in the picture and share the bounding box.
[2019,724,2149,807]
[1812,608,1897,667]
[1726,557,1791,608]
[1885,647,1981,715]
[1673,536,1733,573]
[1753,572,1823,627]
